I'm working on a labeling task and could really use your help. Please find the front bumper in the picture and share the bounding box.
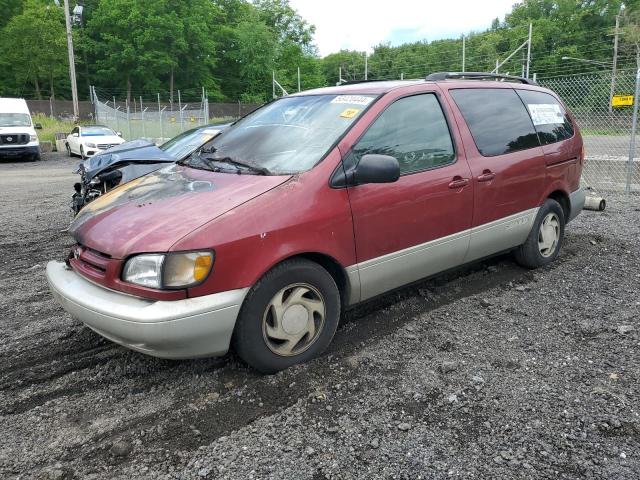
[46,261,248,359]
[0,145,39,158]
[568,187,586,222]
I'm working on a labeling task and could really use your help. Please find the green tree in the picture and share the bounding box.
[321,50,366,84]
[621,6,640,67]
[0,0,24,29]
[254,0,316,53]
[85,0,221,103]
[0,0,67,98]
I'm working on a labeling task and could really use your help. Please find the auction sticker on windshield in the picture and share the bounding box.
[340,108,361,118]
[331,95,374,106]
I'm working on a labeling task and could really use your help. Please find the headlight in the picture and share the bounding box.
[86,142,97,148]
[122,254,164,288]
[30,134,38,142]
[122,251,214,289]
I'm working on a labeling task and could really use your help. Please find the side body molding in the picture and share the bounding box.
[345,208,539,304]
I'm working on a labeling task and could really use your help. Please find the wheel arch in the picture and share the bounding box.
[547,189,570,221]
[256,252,351,309]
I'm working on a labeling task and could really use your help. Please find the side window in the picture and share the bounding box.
[450,88,540,156]
[72,127,79,135]
[352,93,455,175]
[516,89,574,145]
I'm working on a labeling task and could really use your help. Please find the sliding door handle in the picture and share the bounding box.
[477,170,496,182]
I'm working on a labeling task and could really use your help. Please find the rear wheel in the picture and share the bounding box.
[233,259,341,373]
[514,198,565,269]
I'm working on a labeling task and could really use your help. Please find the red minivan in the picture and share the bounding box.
[47,73,585,373]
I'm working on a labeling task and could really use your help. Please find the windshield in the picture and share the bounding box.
[0,113,31,127]
[82,126,116,136]
[160,127,222,159]
[194,94,376,174]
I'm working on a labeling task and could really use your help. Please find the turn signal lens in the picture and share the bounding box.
[194,254,213,282]
[163,251,214,288]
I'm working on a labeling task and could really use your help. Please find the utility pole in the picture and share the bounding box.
[462,35,466,72]
[297,67,301,92]
[610,14,620,113]
[627,67,640,194]
[63,0,79,120]
[364,52,368,80]
[525,22,532,78]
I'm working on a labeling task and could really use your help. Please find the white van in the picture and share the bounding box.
[0,98,41,161]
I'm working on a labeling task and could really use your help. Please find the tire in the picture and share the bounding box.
[80,146,85,159]
[66,143,73,157]
[233,258,341,374]
[514,198,565,269]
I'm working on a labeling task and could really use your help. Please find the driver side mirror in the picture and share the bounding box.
[352,154,400,185]
[116,131,123,137]
[72,132,79,137]
[34,123,43,130]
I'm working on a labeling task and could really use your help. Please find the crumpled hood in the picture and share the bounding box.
[76,139,173,180]
[70,164,290,258]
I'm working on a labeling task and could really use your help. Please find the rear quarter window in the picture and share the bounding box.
[515,89,574,145]
[449,88,540,156]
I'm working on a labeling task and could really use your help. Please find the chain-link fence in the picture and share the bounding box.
[93,89,209,142]
[91,88,260,143]
[539,70,639,194]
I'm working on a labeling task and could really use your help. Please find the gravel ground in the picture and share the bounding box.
[1,152,639,480]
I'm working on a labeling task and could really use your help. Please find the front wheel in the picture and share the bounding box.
[233,259,341,374]
[514,198,565,269]
[66,143,73,157]
[80,146,85,160]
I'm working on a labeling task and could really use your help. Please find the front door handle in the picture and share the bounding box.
[477,170,496,182]
[448,176,470,189]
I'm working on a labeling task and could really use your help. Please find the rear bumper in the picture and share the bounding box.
[46,261,248,359]
[568,187,585,222]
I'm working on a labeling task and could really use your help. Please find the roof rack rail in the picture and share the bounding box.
[336,79,409,86]
[425,72,537,85]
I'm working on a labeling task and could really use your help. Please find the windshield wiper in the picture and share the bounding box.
[205,156,271,175]
[180,150,271,175]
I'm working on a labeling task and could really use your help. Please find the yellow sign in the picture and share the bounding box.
[340,108,360,119]
[612,95,634,107]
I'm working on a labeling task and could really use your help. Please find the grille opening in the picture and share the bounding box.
[72,244,111,275]
[0,134,29,145]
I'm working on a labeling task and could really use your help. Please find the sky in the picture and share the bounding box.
[289,0,519,56]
